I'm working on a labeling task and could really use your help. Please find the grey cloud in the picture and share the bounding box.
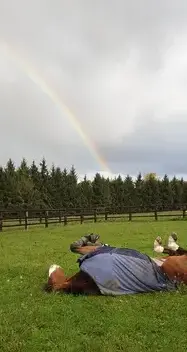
[102,115,187,176]
[0,1,187,177]
[1,1,187,70]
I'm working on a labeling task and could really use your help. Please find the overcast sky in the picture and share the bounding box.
[0,0,187,179]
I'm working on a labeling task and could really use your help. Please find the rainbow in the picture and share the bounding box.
[1,41,110,173]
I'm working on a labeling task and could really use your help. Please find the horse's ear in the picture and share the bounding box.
[42,283,51,292]
[42,278,53,292]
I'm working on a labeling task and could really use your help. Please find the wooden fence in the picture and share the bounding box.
[0,207,186,231]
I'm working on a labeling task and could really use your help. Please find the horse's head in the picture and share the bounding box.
[43,264,65,292]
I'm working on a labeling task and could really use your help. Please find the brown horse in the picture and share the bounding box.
[44,233,187,295]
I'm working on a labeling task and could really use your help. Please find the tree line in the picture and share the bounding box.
[0,158,186,211]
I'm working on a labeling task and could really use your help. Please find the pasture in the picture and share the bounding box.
[1,221,187,352]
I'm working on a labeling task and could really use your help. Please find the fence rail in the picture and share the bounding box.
[0,207,186,231]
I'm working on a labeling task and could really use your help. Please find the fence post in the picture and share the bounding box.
[0,212,3,232]
[64,214,67,226]
[94,210,97,223]
[19,212,22,225]
[105,210,108,221]
[154,210,158,221]
[39,212,42,224]
[182,208,186,218]
[129,210,132,221]
[24,211,28,230]
[59,210,62,224]
[80,213,84,224]
[45,211,48,228]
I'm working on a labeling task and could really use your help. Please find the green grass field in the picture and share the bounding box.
[1,221,187,352]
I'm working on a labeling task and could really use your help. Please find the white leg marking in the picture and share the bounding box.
[154,237,164,253]
[168,236,179,251]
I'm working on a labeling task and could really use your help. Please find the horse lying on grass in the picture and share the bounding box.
[44,233,187,296]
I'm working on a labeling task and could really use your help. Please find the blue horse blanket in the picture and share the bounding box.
[78,246,177,295]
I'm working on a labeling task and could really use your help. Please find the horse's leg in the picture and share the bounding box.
[167,234,187,255]
[70,235,102,254]
[153,237,187,283]
[174,247,187,255]
[154,236,187,256]
[71,245,100,255]
[162,247,187,256]
[163,248,178,255]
